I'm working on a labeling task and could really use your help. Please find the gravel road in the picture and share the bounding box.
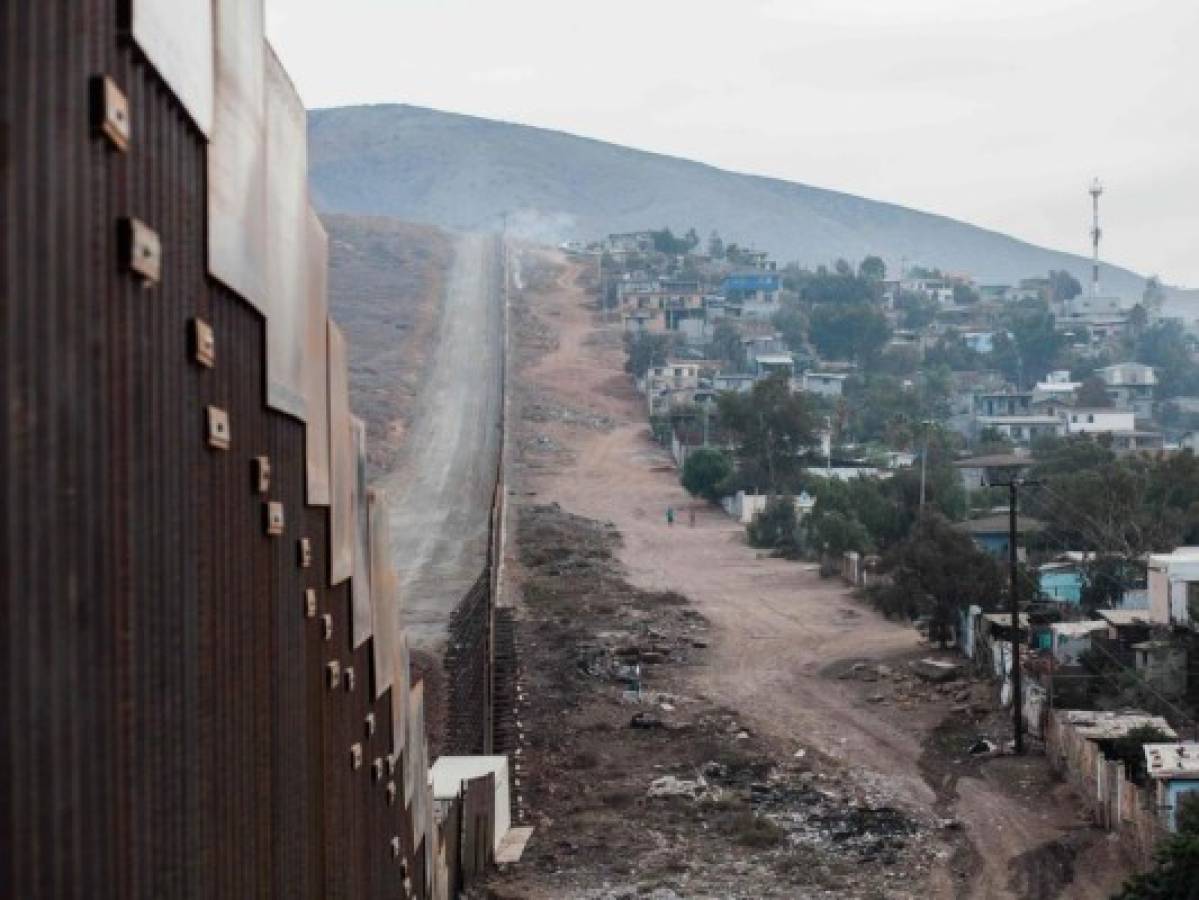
[382,231,504,652]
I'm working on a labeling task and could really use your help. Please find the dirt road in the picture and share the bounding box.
[381,231,504,652]
[503,248,1132,899]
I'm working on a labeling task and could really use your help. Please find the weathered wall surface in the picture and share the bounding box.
[444,574,492,756]
[0,3,445,897]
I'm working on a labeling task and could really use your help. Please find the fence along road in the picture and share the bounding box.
[383,231,505,653]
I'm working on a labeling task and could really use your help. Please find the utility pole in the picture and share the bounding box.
[996,476,1038,755]
[1008,480,1023,754]
[1089,177,1103,298]
[919,419,935,509]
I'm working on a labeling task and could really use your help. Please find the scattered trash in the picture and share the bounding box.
[630,712,663,730]
[910,658,963,683]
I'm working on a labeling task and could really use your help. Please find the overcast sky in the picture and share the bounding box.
[265,0,1198,287]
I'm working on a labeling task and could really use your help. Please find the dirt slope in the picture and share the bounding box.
[491,247,1137,899]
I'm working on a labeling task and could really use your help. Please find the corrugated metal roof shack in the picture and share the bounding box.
[1,3,443,897]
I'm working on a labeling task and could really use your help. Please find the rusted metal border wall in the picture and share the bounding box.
[1,3,445,897]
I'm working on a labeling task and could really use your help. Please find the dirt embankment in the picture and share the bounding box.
[325,213,452,479]
[489,247,1137,899]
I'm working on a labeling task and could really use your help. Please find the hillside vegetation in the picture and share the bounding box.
[310,104,1160,297]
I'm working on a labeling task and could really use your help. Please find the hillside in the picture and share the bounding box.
[309,104,1165,299]
[324,214,452,479]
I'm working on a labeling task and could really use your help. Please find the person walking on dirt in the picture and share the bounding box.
[666,506,675,526]
[689,507,696,527]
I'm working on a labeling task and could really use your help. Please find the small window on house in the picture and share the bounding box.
[1088,414,1095,424]
[1071,415,1078,423]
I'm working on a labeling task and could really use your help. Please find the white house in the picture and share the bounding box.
[1097,363,1157,414]
[799,372,849,398]
[712,373,756,394]
[962,331,995,354]
[1063,407,1136,434]
[976,415,1065,443]
[1148,548,1199,627]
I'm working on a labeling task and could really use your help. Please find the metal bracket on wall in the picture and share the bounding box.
[92,75,131,151]
[304,589,318,619]
[190,318,216,368]
[252,456,271,494]
[326,661,341,690]
[320,614,333,641]
[386,780,397,806]
[298,537,313,568]
[350,743,363,770]
[120,218,162,286]
[264,501,284,536]
[206,406,231,450]
[343,667,355,692]
[390,837,402,859]
[371,757,385,782]
[364,712,376,737]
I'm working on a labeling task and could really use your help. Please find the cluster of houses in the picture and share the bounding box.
[963,363,1163,450]
[945,495,1199,852]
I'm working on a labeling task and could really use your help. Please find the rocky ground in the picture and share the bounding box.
[488,503,942,899]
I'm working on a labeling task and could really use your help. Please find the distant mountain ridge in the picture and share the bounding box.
[308,103,1171,301]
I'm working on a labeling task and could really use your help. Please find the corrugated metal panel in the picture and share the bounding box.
[304,208,331,505]
[262,45,309,420]
[368,490,396,696]
[351,416,373,647]
[207,0,268,307]
[328,322,353,584]
[394,634,411,755]
[2,3,425,897]
[125,0,215,136]
[405,684,424,838]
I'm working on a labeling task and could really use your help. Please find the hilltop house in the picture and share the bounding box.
[1096,363,1157,416]
[1143,744,1199,832]
[956,513,1041,559]
[1148,548,1199,627]
[798,371,849,398]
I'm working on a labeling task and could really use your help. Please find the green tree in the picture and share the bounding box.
[1076,375,1114,407]
[896,290,939,330]
[806,510,872,560]
[682,447,733,502]
[650,228,691,255]
[1011,311,1067,384]
[953,283,980,305]
[1110,725,1175,782]
[747,496,800,554]
[809,304,891,362]
[858,255,886,282]
[771,305,808,352]
[1048,269,1082,303]
[1138,322,1196,395]
[1143,275,1167,315]
[707,230,724,260]
[708,321,745,370]
[925,331,984,372]
[800,271,874,306]
[624,332,674,377]
[1115,832,1199,899]
[872,512,1006,646]
[876,345,921,376]
[717,374,817,492]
